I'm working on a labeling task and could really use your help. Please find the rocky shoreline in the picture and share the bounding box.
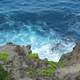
[0,43,80,80]
[55,43,80,80]
[0,43,57,80]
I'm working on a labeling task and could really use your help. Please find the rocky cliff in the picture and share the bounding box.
[0,43,57,80]
[55,43,80,80]
[0,43,80,80]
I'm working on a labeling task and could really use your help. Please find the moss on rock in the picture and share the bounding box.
[0,52,9,63]
[26,53,58,77]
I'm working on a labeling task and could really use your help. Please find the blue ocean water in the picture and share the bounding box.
[0,0,80,62]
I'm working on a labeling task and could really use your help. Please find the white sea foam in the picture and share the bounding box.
[32,39,76,62]
[0,25,76,62]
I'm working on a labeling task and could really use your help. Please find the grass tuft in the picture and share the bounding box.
[0,52,9,62]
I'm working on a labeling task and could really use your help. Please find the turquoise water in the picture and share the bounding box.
[0,0,80,62]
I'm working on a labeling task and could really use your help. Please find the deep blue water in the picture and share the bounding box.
[0,0,80,62]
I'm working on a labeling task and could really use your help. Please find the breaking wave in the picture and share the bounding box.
[0,0,80,61]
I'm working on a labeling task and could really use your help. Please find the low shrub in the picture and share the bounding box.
[0,51,9,62]
[0,65,10,80]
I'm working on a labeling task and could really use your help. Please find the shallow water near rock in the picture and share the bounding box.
[0,0,80,62]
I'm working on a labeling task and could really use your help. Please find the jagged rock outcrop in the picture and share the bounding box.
[1,43,80,80]
[0,43,56,80]
[60,43,80,66]
[55,43,80,80]
[0,43,32,80]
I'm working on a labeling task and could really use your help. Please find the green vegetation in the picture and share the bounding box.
[26,53,65,77]
[38,61,56,76]
[38,67,55,76]
[0,52,9,62]
[0,65,10,80]
[26,53,59,77]
[58,60,65,68]
[38,61,58,76]
[47,61,58,69]
[0,52,64,79]
[26,67,38,78]
[27,53,39,61]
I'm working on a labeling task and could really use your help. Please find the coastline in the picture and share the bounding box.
[0,42,80,80]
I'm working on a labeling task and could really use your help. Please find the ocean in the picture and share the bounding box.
[0,0,80,62]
